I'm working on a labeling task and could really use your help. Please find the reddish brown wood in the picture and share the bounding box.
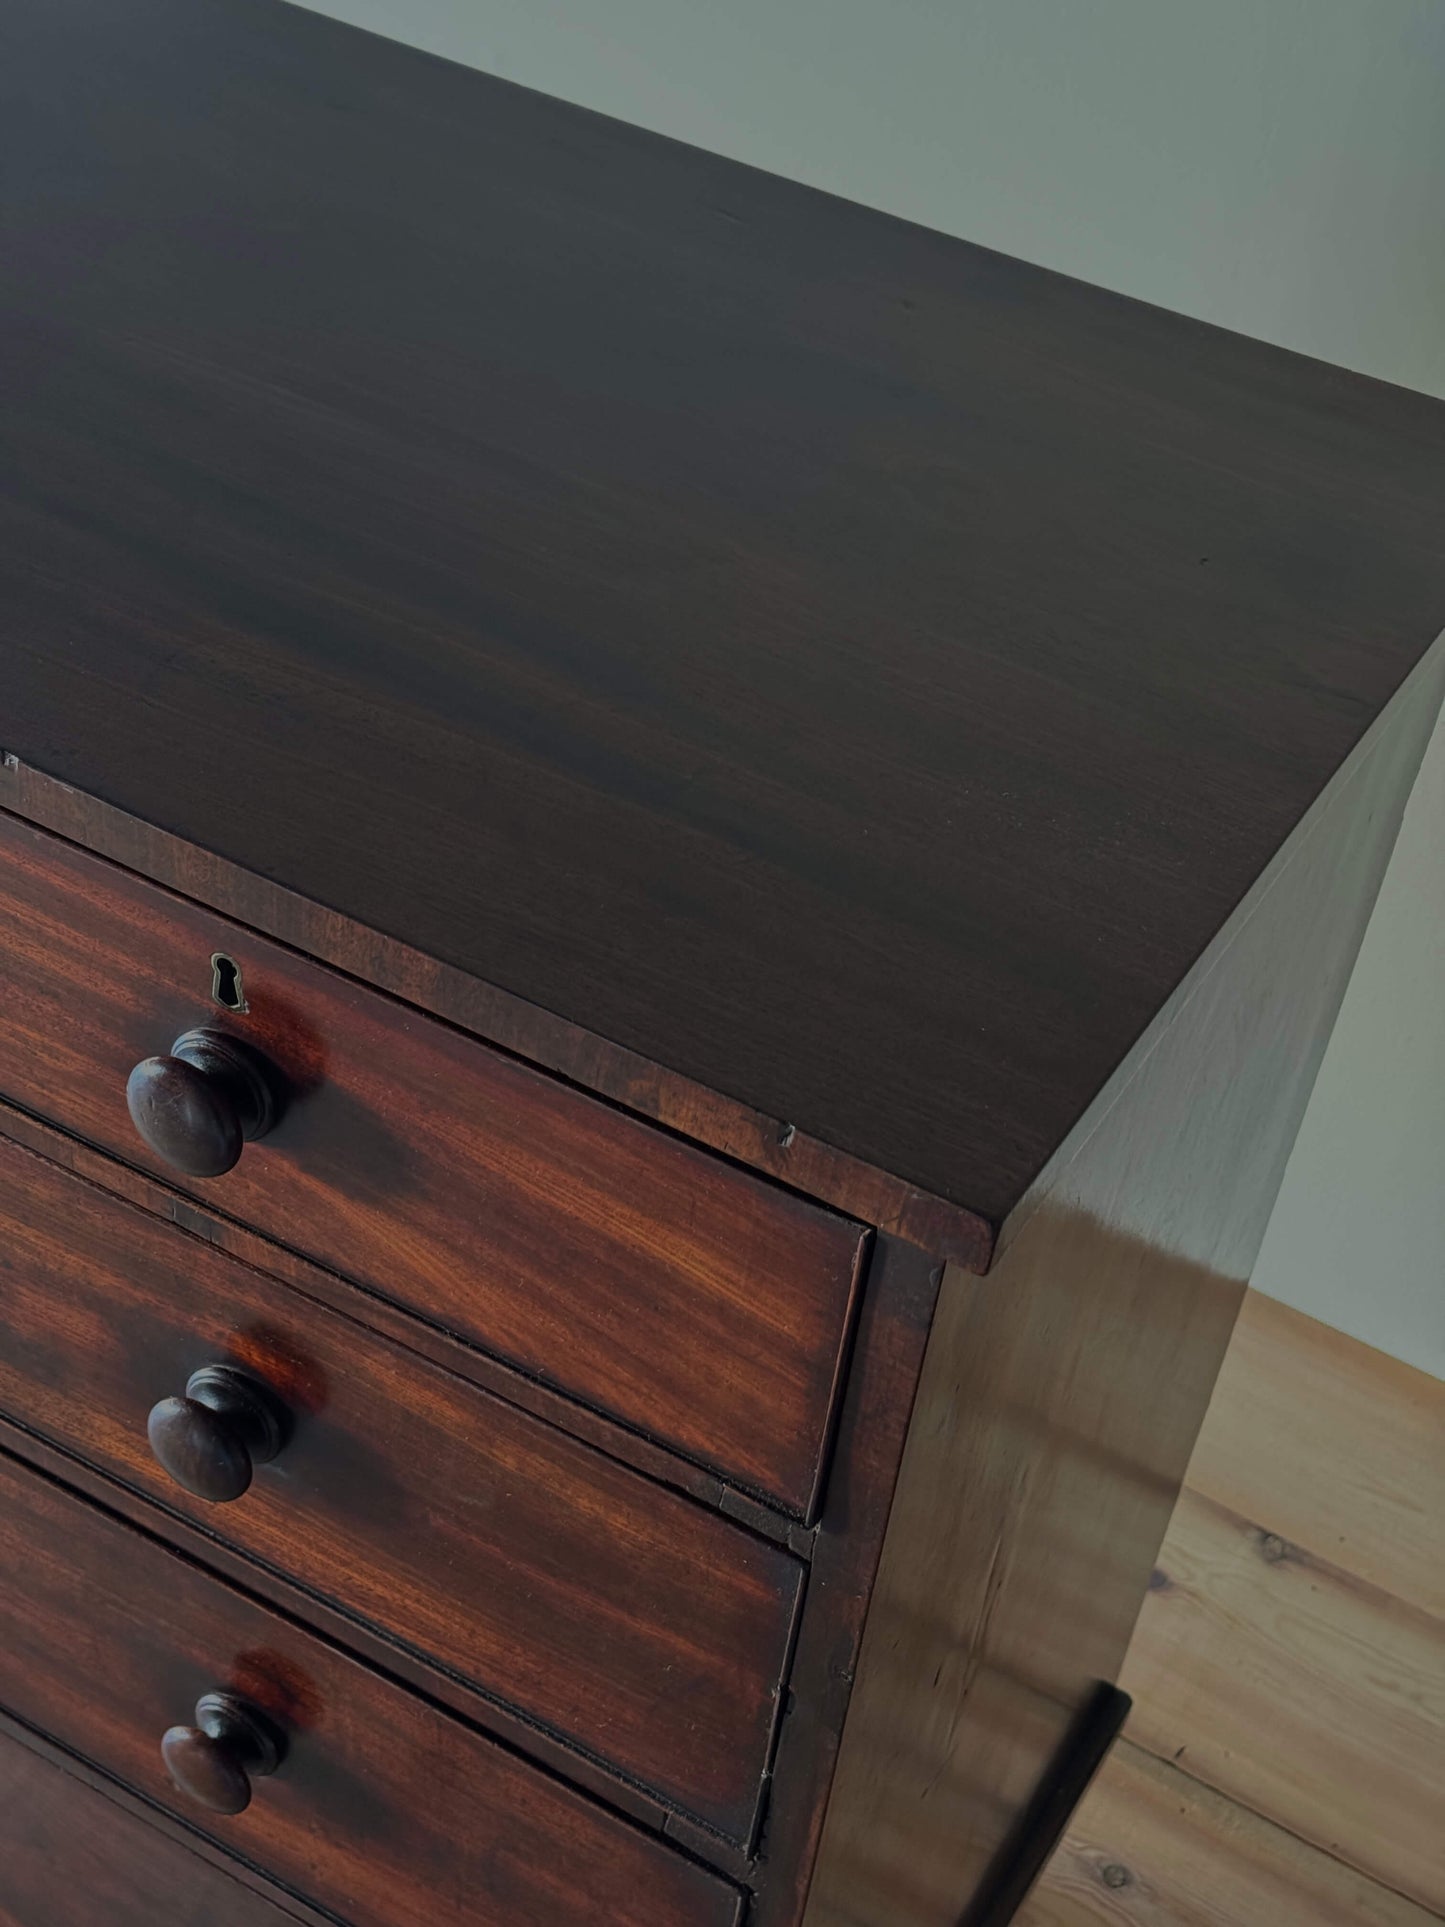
[126,1029,281,1178]
[801,642,1445,1925]
[0,1090,777,1536]
[2,680,1435,1927]
[0,1128,802,1843]
[0,767,994,1272]
[0,1409,684,1844]
[0,1452,745,1927]
[147,1363,291,1505]
[0,1722,309,1927]
[0,810,867,1519]
[752,1236,943,1925]
[9,1,1445,1238]
[160,1692,286,1817]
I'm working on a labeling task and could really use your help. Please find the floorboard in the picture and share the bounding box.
[1021,1741,1438,1927]
[1025,1291,1445,1923]
[1185,1293,1444,1618]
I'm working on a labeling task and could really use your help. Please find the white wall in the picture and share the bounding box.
[1252,711,1445,1376]
[302,0,1445,396]
[300,0,1445,1372]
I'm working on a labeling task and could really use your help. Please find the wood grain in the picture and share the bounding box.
[0,1453,744,1927]
[0,1147,951,1907]
[0,768,993,1271]
[0,1090,790,1534]
[0,811,866,1519]
[1121,1486,1445,1913]
[803,1227,1244,1927]
[0,1723,309,1927]
[0,1127,801,1843]
[6,0,1445,1228]
[0,1709,339,1927]
[1019,1741,1441,1927]
[0,1407,686,1847]
[754,1237,944,1926]
[1184,1291,1445,1619]
[802,642,1445,1925]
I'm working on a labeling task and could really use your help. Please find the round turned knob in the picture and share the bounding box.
[126,1028,279,1178]
[148,1364,289,1503]
[161,1691,285,1816]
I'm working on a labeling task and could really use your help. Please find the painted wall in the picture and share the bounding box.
[299,0,1445,1372]
[1252,710,1444,1377]
[300,0,1445,394]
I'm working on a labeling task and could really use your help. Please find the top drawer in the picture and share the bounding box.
[0,813,865,1515]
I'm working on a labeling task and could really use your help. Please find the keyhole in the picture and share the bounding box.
[210,953,246,1013]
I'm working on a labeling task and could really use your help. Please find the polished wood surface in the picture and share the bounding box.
[0,1088,799,1536]
[161,1693,286,1818]
[0,760,992,1272]
[126,1029,281,1179]
[5,5,1445,1917]
[7,0,1445,1231]
[803,643,1445,1924]
[148,1363,291,1506]
[0,1128,803,1842]
[754,1236,944,1926]
[0,1724,307,1927]
[0,811,866,1518]
[0,1455,745,1927]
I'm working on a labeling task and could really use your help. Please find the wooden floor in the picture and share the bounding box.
[1022,1290,1445,1926]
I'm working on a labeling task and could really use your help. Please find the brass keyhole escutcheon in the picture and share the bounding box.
[211,952,246,1012]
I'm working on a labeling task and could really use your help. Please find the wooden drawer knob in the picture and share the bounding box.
[126,1027,279,1178]
[148,1363,289,1503]
[161,1691,285,1816]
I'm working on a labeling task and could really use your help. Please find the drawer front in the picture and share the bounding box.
[0,1129,801,1842]
[0,1455,743,1927]
[0,1727,300,1927]
[0,813,866,1516]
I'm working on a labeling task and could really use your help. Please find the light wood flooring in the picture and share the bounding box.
[1021,1290,1445,1926]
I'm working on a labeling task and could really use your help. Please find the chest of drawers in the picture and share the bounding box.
[3,3,1444,1923]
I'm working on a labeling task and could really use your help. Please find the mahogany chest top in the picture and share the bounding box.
[2,5,1444,1925]
[5,0,1445,1247]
